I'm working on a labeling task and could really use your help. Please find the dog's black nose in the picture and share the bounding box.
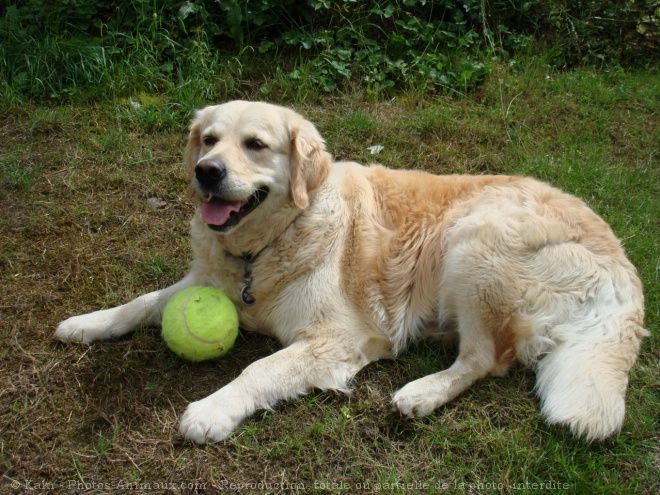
[195,159,226,186]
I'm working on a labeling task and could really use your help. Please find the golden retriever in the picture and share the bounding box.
[56,101,647,444]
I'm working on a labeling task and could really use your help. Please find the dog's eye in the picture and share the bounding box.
[245,138,267,151]
[203,135,218,147]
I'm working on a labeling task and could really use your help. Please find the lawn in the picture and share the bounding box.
[1,61,658,494]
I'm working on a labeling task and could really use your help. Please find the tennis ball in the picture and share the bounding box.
[162,286,239,362]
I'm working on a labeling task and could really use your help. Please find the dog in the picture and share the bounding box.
[56,100,647,444]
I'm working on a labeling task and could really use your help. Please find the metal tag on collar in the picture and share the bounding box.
[241,255,256,305]
[240,285,256,305]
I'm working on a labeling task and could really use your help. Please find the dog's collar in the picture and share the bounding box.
[240,253,257,305]
[236,202,305,305]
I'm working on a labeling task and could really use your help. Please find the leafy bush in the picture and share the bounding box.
[491,0,660,67]
[1,0,656,102]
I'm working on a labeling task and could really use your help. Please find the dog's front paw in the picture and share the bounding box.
[55,307,136,343]
[179,394,247,444]
[56,313,110,343]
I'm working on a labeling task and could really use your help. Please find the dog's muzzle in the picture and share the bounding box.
[194,159,269,232]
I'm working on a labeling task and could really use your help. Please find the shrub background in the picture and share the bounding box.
[1,0,658,101]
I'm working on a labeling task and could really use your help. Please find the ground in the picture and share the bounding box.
[1,64,658,494]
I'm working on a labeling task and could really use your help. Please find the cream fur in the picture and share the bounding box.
[56,101,647,444]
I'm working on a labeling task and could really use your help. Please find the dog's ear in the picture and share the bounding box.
[290,117,332,209]
[183,114,203,199]
[184,118,202,182]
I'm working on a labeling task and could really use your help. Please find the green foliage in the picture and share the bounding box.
[248,0,491,93]
[488,0,660,67]
[0,1,656,103]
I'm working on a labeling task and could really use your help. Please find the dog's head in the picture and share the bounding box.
[184,101,332,238]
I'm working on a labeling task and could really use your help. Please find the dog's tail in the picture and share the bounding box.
[533,312,647,442]
[513,234,648,442]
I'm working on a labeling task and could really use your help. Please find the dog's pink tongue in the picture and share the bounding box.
[201,199,244,226]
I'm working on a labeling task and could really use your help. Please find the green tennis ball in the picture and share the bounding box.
[162,286,239,362]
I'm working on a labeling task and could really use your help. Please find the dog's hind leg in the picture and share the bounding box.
[392,307,502,417]
[392,203,529,418]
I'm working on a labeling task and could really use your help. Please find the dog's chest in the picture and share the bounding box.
[229,200,344,341]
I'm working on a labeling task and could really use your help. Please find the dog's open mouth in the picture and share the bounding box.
[200,188,269,232]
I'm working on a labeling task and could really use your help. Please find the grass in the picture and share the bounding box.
[0,60,658,494]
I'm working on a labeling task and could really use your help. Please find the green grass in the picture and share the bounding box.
[0,61,658,494]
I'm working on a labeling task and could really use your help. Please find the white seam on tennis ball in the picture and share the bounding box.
[180,287,223,346]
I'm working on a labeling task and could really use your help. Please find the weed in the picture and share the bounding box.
[0,155,39,191]
[94,426,119,457]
